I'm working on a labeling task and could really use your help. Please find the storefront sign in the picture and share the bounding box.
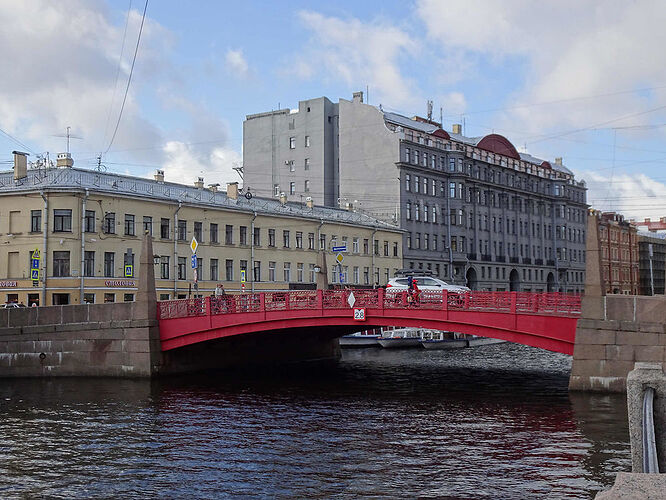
[0,281,18,288]
[104,280,136,288]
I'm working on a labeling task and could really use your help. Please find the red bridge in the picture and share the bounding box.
[158,290,581,355]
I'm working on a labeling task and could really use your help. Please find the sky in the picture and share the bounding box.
[2,0,666,221]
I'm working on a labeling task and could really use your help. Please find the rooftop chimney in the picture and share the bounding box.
[352,91,364,104]
[12,151,28,180]
[555,157,563,165]
[306,196,314,209]
[226,182,239,200]
[154,169,164,182]
[194,177,204,189]
[56,152,73,168]
[452,124,462,135]
[279,192,287,205]
[208,183,219,193]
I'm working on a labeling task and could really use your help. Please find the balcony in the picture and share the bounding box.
[547,259,555,266]
[523,258,532,265]
[495,255,506,263]
[467,253,478,261]
[535,259,543,265]
[481,254,492,262]
[510,257,519,264]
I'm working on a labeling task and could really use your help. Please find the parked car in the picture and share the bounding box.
[385,276,470,293]
[2,302,26,308]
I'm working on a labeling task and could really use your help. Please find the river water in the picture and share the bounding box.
[0,343,630,499]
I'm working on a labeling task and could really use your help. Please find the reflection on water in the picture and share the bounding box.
[0,343,630,499]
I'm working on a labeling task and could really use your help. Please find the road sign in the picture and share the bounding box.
[31,249,40,259]
[124,265,133,277]
[31,269,39,280]
[240,269,246,283]
[332,245,347,252]
[353,308,366,321]
[335,253,344,264]
[31,258,40,269]
[31,249,40,284]
[191,254,198,269]
[190,237,198,254]
[339,272,345,283]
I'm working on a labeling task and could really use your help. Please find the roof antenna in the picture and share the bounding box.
[52,126,82,153]
[440,106,443,127]
[427,100,433,121]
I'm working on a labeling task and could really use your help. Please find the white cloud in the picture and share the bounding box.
[162,141,241,187]
[438,92,467,117]
[416,0,666,135]
[577,169,666,220]
[295,11,420,109]
[225,48,250,78]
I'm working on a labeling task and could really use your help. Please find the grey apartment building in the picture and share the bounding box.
[243,92,588,292]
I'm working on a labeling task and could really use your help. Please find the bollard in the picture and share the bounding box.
[626,362,666,473]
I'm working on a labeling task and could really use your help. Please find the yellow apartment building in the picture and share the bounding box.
[0,153,402,306]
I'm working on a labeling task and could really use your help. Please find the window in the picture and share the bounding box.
[30,209,42,232]
[289,137,296,149]
[160,256,169,279]
[283,262,291,282]
[143,216,152,235]
[283,230,290,248]
[353,237,359,253]
[84,251,95,277]
[274,184,280,196]
[124,294,134,302]
[253,261,261,282]
[253,227,261,246]
[304,180,310,192]
[290,182,295,195]
[268,228,276,247]
[305,135,310,147]
[406,202,412,220]
[124,250,134,277]
[225,225,233,245]
[178,257,186,280]
[449,182,456,198]
[320,233,326,250]
[103,252,114,278]
[160,218,170,239]
[424,205,429,223]
[353,266,360,284]
[423,177,427,193]
[405,174,411,192]
[308,232,315,250]
[297,263,304,282]
[104,293,115,303]
[393,242,399,256]
[431,179,436,196]
[364,267,370,285]
[82,210,96,233]
[384,241,389,256]
[210,223,218,243]
[296,231,303,248]
[210,258,219,281]
[414,175,420,193]
[374,239,379,255]
[268,261,276,281]
[239,226,247,246]
[288,160,295,172]
[363,238,369,254]
[102,212,115,234]
[124,214,135,236]
[309,263,316,282]
[54,209,72,232]
[177,220,187,241]
[304,158,310,170]
[194,221,203,242]
[225,259,233,281]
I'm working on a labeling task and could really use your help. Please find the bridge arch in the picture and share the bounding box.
[466,267,478,290]
[547,272,556,292]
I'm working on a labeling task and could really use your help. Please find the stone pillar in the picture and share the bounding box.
[582,209,605,319]
[626,362,666,473]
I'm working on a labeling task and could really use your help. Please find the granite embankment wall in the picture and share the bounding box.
[570,295,666,392]
[0,303,161,377]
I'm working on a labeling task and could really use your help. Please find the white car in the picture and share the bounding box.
[385,276,470,293]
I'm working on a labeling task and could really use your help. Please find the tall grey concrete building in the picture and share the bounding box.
[243,92,588,292]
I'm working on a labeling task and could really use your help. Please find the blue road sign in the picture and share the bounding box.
[191,254,197,268]
[31,258,40,269]
[332,245,347,252]
[339,272,345,283]
[240,269,246,283]
[31,269,39,280]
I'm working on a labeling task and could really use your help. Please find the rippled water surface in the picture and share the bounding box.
[0,343,630,499]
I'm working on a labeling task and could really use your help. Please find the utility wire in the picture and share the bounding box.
[104,0,148,155]
[0,127,33,154]
[103,0,133,150]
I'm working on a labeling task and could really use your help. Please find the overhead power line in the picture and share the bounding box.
[0,127,33,154]
[104,0,148,155]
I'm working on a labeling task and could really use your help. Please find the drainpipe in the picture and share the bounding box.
[40,191,48,306]
[371,226,378,288]
[80,189,89,303]
[317,219,324,284]
[250,211,257,292]
[173,201,182,297]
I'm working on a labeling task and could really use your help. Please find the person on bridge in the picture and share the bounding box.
[412,281,421,306]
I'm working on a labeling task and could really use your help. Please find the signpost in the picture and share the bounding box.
[124,265,133,277]
[190,238,198,292]
[30,249,40,287]
[240,269,246,292]
[332,245,347,253]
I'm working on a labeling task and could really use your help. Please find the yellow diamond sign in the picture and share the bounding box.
[190,237,198,254]
[336,253,344,264]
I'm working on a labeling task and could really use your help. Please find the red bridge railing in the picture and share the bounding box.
[157,290,581,320]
